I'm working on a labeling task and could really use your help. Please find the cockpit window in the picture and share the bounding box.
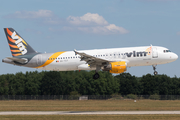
[163,50,171,53]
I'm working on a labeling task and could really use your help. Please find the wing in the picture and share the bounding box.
[74,49,110,67]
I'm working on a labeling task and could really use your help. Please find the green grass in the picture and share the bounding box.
[0,100,180,111]
[1,115,180,120]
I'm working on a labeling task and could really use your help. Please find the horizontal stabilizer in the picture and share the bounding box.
[6,57,28,63]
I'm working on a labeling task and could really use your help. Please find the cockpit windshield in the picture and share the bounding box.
[163,50,171,53]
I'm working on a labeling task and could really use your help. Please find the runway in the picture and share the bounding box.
[1,111,180,115]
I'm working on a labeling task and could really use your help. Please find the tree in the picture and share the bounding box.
[115,73,139,95]
[25,71,42,95]
[140,74,160,95]
[0,71,180,96]
[0,75,9,95]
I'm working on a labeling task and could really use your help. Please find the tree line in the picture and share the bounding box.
[0,70,180,95]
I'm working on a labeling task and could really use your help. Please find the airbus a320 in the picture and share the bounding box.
[2,28,178,79]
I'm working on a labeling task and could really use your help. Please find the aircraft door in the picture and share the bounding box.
[37,55,42,65]
[152,47,158,58]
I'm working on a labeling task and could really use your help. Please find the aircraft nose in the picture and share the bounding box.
[172,53,178,61]
[175,53,178,60]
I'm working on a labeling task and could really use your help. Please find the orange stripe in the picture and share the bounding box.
[12,53,22,56]
[9,44,18,48]
[35,51,65,68]
[11,49,20,52]
[8,36,16,43]
[22,39,27,46]
[6,28,13,36]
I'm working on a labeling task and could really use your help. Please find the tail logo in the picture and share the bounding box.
[5,28,37,57]
[11,31,27,55]
[6,28,28,56]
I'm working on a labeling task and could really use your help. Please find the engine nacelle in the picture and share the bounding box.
[104,61,127,74]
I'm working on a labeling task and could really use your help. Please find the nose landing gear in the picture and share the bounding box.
[152,65,158,75]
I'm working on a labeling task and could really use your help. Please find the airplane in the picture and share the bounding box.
[2,28,178,79]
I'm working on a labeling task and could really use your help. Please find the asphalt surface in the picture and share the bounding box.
[0,111,180,115]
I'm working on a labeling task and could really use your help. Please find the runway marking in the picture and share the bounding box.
[1,111,180,115]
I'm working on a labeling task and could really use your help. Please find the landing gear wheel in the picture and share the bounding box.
[154,71,158,75]
[93,73,100,79]
[152,65,158,75]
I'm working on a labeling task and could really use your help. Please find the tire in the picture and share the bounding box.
[93,73,100,79]
[154,71,158,75]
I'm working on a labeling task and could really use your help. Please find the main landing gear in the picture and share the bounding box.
[152,65,158,75]
[93,72,100,79]
[93,65,101,79]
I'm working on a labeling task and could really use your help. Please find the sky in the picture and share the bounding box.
[0,0,180,77]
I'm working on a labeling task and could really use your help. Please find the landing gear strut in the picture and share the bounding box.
[152,65,158,75]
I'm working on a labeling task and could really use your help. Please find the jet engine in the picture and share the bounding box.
[103,61,127,74]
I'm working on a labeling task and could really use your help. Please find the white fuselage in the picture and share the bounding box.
[3,28,178,77]
[39,46,178,72]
